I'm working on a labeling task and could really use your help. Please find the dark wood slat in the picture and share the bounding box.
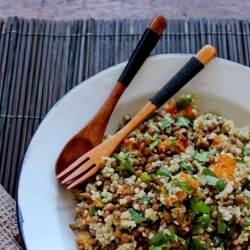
[39,20,52,118]
[17,19,35,186]
[0,17,18,185]
[72,20,82,86]
[77,20,88,84]
[189,19,196,54]
[43,20,55,114]
[60,21,73,96]
[199,18,207,48]
[0,18,5,70]
[7,19,28,196]
[242,20,250,67]
[235,19,244,65]
[51,21,66,104]
[25,20,45,147]
[221,19,229,59]
[184,20,191,54]
[1,16,22,190]
[66,20,78,90]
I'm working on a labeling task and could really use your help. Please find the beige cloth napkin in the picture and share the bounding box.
[0,185,23,249]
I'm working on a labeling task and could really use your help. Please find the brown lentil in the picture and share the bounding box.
[235,194,244,204]
[177,213,185,223]
[232,232,239,240]
[144,147,152,155]
[121,233,130,243]
[152,203,160,211]
[211,210,218,219]
[144,136,151,145]
[148,128,156,136]
[139,142,146,153]
[137,227,146,232]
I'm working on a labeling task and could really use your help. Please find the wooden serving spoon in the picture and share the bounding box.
[55,14,167,177]
[57,45,217,189]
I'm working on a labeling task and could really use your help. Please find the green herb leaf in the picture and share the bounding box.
[138,196,151,205]
[191,238,210,250]
[243,148,250,156]
[176,95,196,111]
[118,160,135,174]
[190,197,213,213]
[242,222,250,232]
[173,180,192,192]
[147,113,157,121]
[111,153,123,162]
[169,227,185,243]
[156,167,172,181]
[140,172,152,184]
[193,215,211,234]
[160,119,171,130]
[128,208,145,224]
[169,141,177,146]
[223,227,234,239]
[176,116,192,128]
[150,138,159,149]
[179,160,194,174]
[234,158,247,164]
[217,214,227,234]
[98,195,104,206]
[89,204,99,217]
[149,247,163,250]
[150,232,171,247]
[193,151,209,164]
[202,169,226,192]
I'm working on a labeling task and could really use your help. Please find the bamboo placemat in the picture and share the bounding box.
[0,17,250,198]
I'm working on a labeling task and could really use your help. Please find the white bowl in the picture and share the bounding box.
[17,54,250,250]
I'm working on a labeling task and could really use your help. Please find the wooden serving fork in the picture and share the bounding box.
[57,45,217,189]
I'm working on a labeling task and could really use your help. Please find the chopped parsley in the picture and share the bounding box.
[159,119,171,131]
[234,158,247,164]
[176,95,196,111]
[150,228,185,249]
[173,180,192,192]
[118,160,135,174]
[150,232,171,249]
[150,138,159,149]
[193,151,209,164]
[202,169,226,192]
[193,214,212,234]
[176,116,192,128]
[169,141,177,146]
[243,148,250,156]
[178,160,195,174]
[128,208,145,224]
[89,204,99,217]
[138,196,151,206]
[156,167,172,180]
[190,197,213,214]
[217,214,228,234]
[191,238,210,249]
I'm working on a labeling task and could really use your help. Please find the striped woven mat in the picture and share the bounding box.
[0,17,250,198]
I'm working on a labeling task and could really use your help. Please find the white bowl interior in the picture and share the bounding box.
[17,54,250,250]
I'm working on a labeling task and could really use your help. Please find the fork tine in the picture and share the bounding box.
[60,159,94,184]
[56,155,89,179]
[66,165,100,190]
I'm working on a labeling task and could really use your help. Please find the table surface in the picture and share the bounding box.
[0,0,250,21]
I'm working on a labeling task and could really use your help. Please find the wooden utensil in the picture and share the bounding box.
[55,14,167,177]
[57,45,217,189]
